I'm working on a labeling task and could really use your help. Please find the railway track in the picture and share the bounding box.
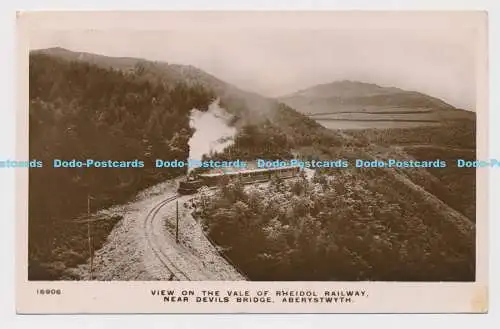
[143,194,190,280]
[143,188,248,281]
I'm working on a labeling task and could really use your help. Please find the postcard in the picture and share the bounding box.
[16,10,488,313]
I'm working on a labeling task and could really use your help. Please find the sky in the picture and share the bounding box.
[26,13,483,110]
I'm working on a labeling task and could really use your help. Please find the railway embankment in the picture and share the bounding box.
[68,178,245,281]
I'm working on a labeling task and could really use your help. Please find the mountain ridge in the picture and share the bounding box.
[33,48,472,116]
[281,79,454,105]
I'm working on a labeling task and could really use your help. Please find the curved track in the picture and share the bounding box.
[143,194,190,280]
[142,189,249,281]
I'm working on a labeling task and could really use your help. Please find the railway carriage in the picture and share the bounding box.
[177,165,301,195]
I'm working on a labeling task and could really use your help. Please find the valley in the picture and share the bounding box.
[28,47,476,282]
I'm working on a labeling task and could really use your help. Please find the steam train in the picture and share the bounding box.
[178,165,301,195]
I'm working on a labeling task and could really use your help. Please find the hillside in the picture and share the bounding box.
[28,52,217,279]
[33,47,283,124]
[197,163,474,281]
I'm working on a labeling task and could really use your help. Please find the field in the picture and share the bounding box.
[311,107,474,130]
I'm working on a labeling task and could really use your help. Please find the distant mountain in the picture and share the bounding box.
[286,80,404,99]
[278,80,474,124]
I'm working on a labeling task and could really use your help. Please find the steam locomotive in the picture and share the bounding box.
[178,165,301,195]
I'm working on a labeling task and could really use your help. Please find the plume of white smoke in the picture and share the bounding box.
[187,99,236,172]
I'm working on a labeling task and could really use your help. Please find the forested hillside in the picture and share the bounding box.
[197,168,475,281]
[33,47,283,124]
[29,53,215,279]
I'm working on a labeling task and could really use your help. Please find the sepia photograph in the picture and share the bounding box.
[16,11,488,313]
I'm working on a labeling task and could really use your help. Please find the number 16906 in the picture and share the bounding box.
[36,289,61,295]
